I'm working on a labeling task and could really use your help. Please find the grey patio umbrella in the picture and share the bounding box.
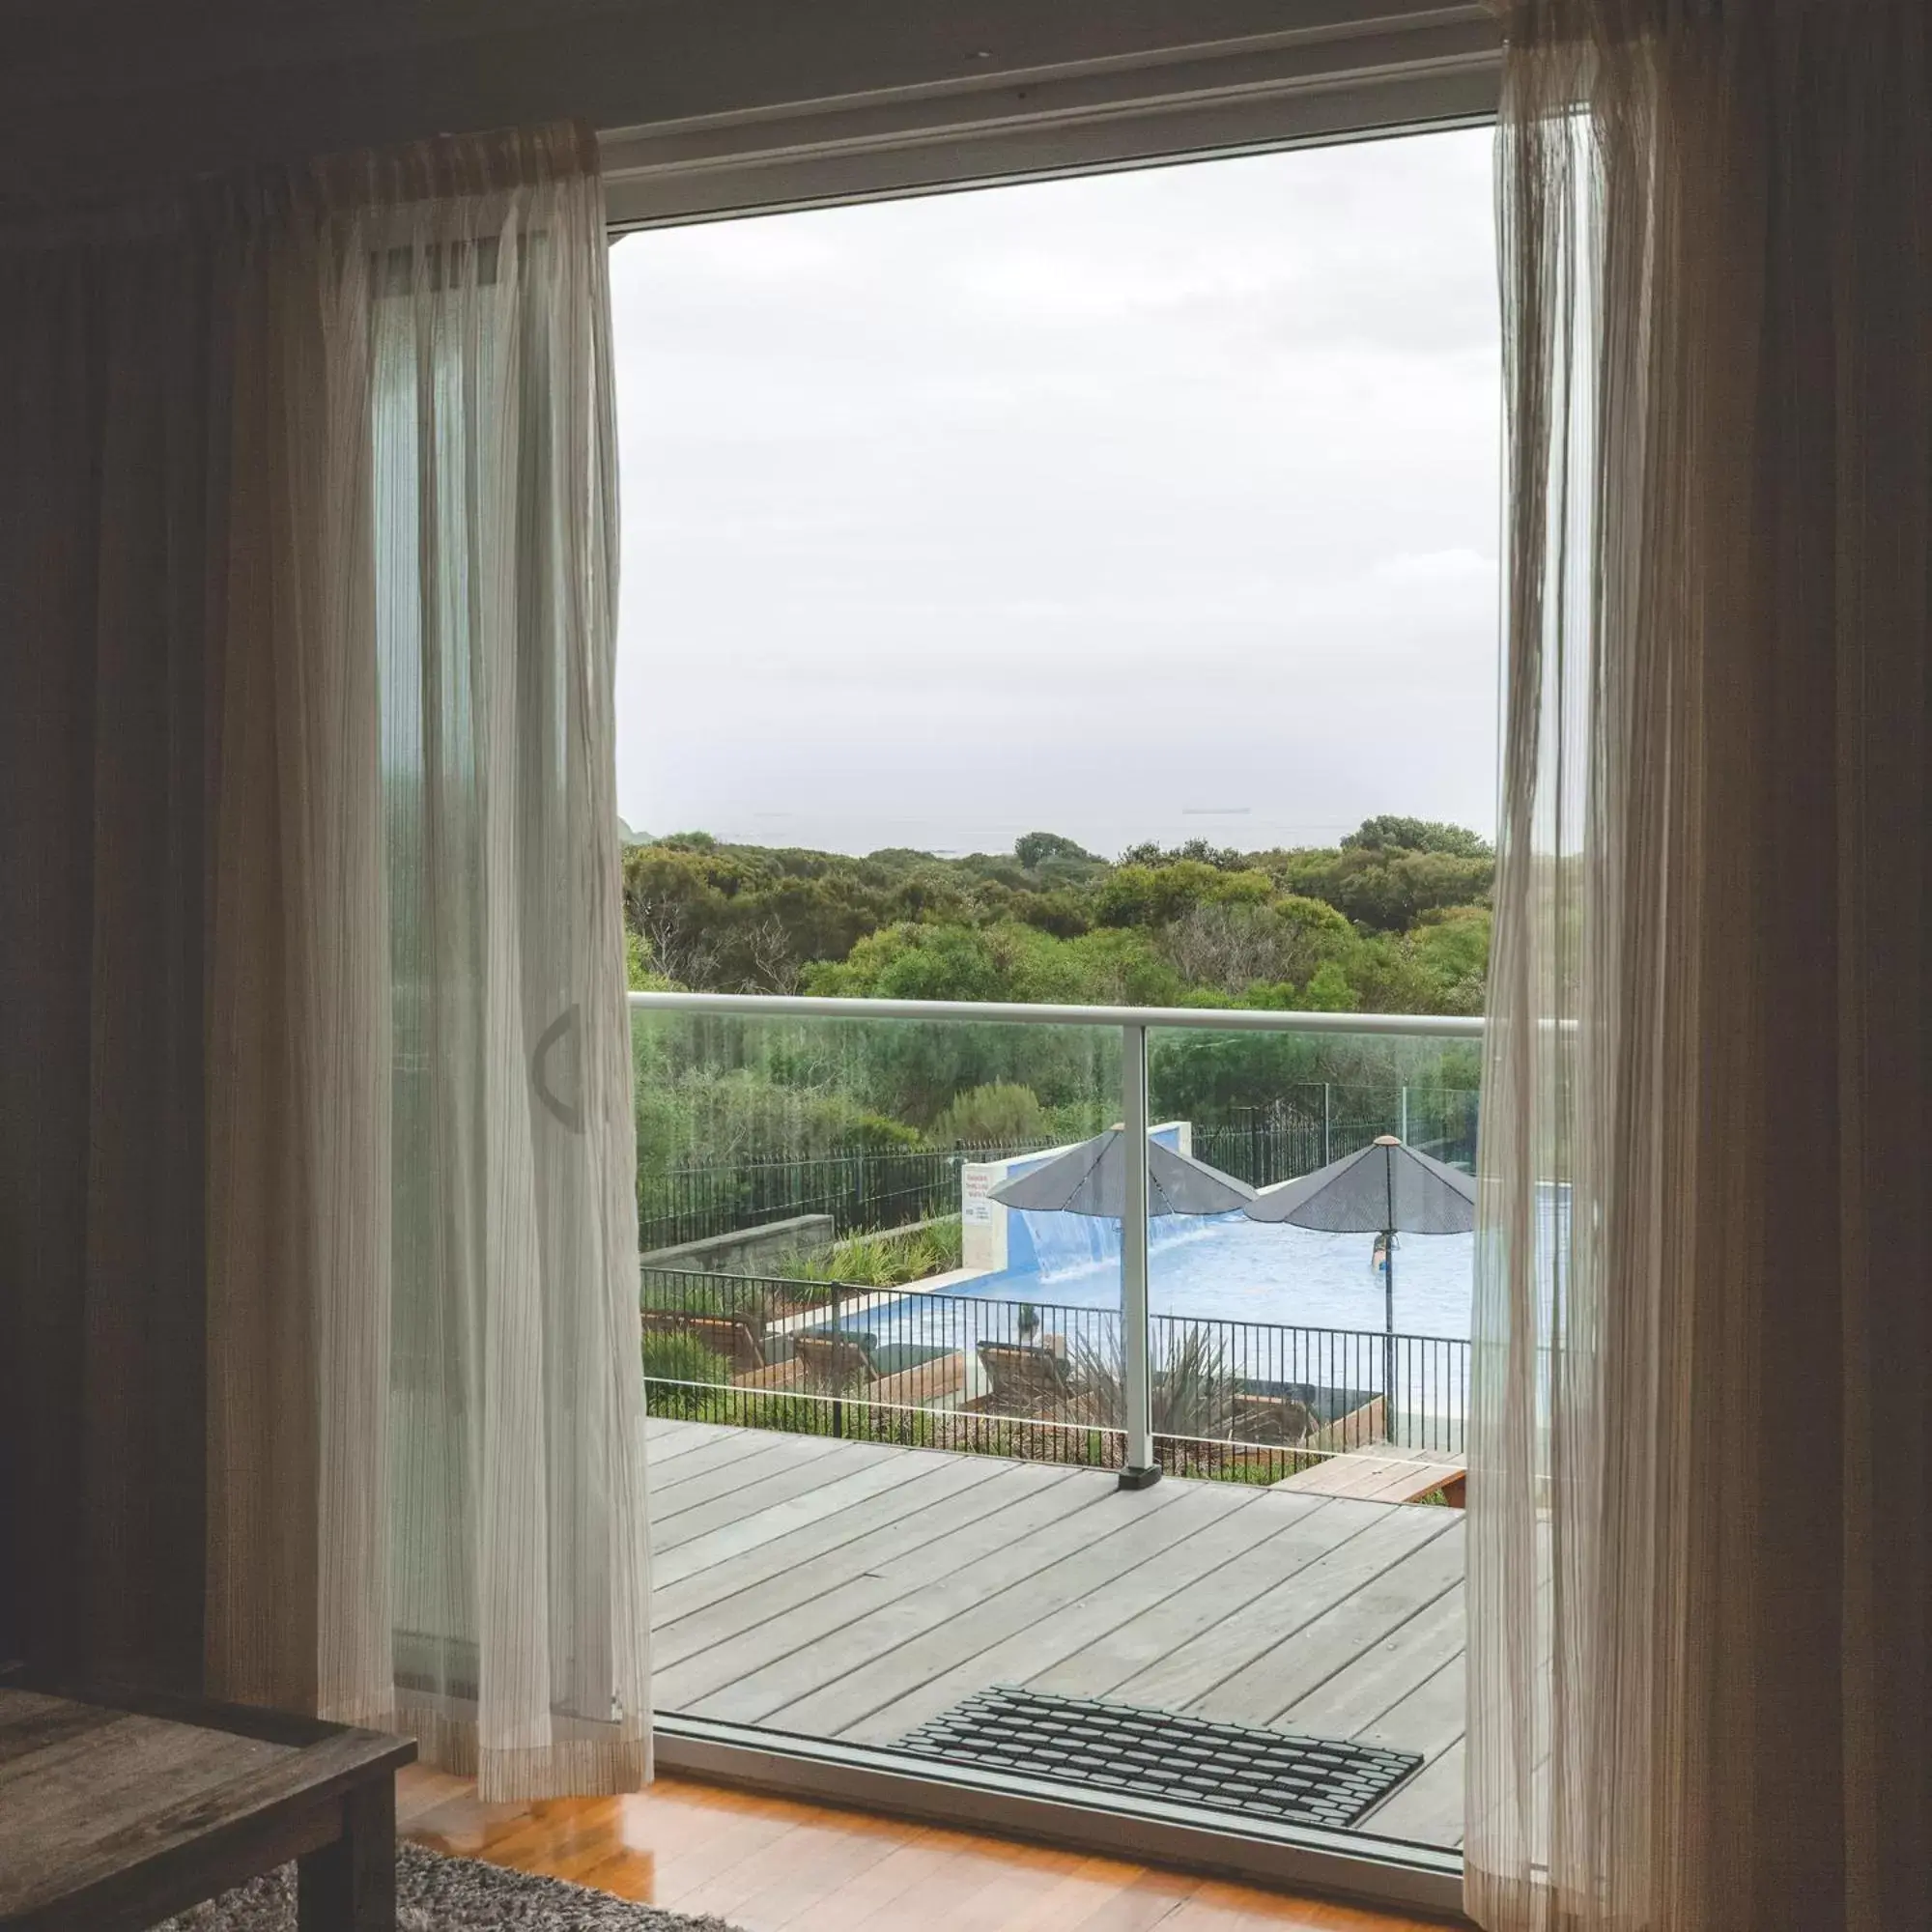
[988,1128,1255,1218]
[1243,1134,1475,1426]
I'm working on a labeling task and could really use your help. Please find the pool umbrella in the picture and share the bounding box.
[1243,1134,1474,1435]
[988,1128,1255,1218]
[990,1127,1251,1494]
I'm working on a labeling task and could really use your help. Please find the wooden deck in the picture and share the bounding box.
[646,1419,1467,1851]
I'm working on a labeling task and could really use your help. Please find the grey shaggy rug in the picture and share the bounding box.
[156,1841,742,1931]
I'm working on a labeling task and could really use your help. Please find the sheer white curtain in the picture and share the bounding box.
[202,125,651,1797]
[1470,5,1930,1929]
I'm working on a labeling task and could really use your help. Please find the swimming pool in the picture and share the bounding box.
[968,1208,1475,1343]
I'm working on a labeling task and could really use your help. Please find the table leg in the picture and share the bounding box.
[298,1776,396,1930]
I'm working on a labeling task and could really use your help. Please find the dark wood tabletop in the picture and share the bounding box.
[0,1680,415,1932]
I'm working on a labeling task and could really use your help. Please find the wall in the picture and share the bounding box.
[641,1213,835,1276]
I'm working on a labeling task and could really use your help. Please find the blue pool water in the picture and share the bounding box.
[972,1208,1474,1343]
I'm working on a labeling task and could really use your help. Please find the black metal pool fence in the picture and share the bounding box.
[637,1141,1053,1251]
[639,1264,1470,1486]
[636,1083,1479,1252]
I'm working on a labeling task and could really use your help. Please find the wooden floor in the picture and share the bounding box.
[645,1419,1466,1850]
[399,1764,1460,1931]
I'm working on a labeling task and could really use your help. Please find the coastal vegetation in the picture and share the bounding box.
[625,814,1491,1014]
[625,815,1490,1184]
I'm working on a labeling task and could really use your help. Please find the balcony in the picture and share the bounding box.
[632,991,1480,1860]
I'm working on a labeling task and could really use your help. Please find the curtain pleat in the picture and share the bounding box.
[222,124,649,1797]
[1471,7,1931,1929]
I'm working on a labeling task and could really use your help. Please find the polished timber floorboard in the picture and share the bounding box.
[398,1765,1458,1931]
[642,1419,1468,1852]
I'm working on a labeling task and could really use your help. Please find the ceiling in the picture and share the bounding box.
[0,3,1491,205]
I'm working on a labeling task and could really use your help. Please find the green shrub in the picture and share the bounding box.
[639,1273,773,1322]
[927,1082,1048,1148]
[641,1332,731,1419]
[772,1217,965,1290]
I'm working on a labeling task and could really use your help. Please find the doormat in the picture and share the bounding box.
[896,1687,1421,1831]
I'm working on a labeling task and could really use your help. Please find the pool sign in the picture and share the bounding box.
[963,1168,994,1224]
[960,1162,1007,1272]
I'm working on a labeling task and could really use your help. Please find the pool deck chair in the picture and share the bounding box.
[976,1339,1075,1418]
[1233,1390,1318,1446]
[794,1331,965,1407]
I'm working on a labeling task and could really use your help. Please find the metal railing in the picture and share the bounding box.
[632,990,1483,1489]
[1205,1084,1481,1179]
[638,1099,1479,1255]
[639,1265,1469,1485]
[638,1140,1056,1251]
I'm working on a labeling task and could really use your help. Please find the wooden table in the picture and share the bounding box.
[0,1682,415,1932]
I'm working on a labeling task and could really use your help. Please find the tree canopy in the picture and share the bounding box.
[622,815,1492,1017]
[623,816,1491,1175]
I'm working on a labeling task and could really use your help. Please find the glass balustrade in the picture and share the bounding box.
[631,993,1481,1858]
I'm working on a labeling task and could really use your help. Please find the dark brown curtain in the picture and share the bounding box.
[0,224,225,1691]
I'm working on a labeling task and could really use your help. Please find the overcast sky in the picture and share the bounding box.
[609,128,1499,860]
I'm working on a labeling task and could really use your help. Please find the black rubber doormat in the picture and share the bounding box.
[896,1687,1422,1831]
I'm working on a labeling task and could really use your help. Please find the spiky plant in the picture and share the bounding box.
[1067,1325,1239,1443]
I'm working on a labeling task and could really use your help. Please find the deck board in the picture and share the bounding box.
[1106,1506,1454,1715]
[1275,1578,1467,1743]
[838,1482,1264,1745]
[652,1435,858,1523]
[1361,1736,1465,1847]
[1019,1492,1342,1702]
[645,1421,1466,1851]
[655,1463,1081,1675]
[674,1474,1133,1726]
[856,1488,1288,1745]
[655,1450,1010,1599]
[654,1437,891,1542]
[647,1426,797,1492]
[1189,1522,1466,1726]
[1359,1652,1466,1761]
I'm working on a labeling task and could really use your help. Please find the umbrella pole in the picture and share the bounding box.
[1119,1021,1159,1490]
[1383,1232,1397,1449]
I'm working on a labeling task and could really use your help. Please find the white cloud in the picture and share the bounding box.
[611,129,1500,856]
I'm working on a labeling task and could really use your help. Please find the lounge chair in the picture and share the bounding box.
[1232,1390,1317,1446]
[794,1330,965,1406]
[975,1340,1075,1418]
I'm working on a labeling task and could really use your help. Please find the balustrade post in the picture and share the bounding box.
[1119,1021,1159,1489]
[830,1282,843,1440]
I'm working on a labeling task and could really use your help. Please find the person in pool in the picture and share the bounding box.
[1371,1232,1396,1276]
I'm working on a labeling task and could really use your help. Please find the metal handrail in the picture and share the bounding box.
[628,988,1483,1038]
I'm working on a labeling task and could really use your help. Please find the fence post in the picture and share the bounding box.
[1322,1082,1332,1166]
[1119,1021,1159,1490]
[1400,1083,1409,1146]
[830,1282,842,1440]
